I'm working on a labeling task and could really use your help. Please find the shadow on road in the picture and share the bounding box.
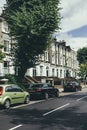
[2,95,87,130]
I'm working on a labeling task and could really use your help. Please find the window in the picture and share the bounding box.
[64,70,66,77]
[45,51,48,61]
[40,66,43,76]
[4,61,8,68]
[43,84,48,87]
[5,86,13,92]
[56,52,58,64]
[12,85,23,92]
[33,68,36,76]
[57,69,58,77]
[52,52,55,64]
[60,69,62,78]
[4,40,10,52]
[46,66,49,77]
[52,68,55,77]
[3,21,9,32]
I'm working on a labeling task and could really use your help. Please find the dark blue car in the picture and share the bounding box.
[26,83,59,100]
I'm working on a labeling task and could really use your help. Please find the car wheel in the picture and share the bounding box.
[24,96,30,104]
[75,87,78,92]
[44,93,49,100]
[55,91,59,97]
[4,99,10,109]
[80,87,82,91]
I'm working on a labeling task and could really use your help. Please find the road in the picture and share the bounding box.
[0,88,87,130]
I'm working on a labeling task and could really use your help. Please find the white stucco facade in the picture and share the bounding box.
[0,17,15,76]
[0,17,79,80]
[26,40,79,80]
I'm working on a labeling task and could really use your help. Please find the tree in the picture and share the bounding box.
[0,45,5,62]
[78,62,87,81]
[2,0,61,81]
[77,47,87,65]
[77,47,87,82]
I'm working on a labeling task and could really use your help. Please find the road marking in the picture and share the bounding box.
[76,96,87,101]
[43,103,70,116]
[8,124,22,130]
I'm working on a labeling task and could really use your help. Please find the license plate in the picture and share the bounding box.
[30,90,35,93]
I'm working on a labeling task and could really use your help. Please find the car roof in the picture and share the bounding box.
[33,83,50,85]
[0,84,17,87]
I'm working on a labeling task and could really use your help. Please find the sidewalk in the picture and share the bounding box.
[59,88,64,93]
[81,84,87,88]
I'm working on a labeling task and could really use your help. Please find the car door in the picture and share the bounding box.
[12,84,25,103]
[5,85,16,104]
[47,84,56,96]
[43,84,54,96]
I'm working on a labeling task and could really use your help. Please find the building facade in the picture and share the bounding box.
[0,17,15,76]
[0,17,79,85]
[26,39,79,84]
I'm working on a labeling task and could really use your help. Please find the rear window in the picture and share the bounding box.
[31,84,43,88]
[65,83,71,86]
[30,83,51,88]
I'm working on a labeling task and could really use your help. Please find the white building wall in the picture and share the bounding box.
[0,18,15,76]
[26,41,79,79]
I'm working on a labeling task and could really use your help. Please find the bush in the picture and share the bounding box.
[4,74,17,84]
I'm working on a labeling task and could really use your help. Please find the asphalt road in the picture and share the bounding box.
[0,88,87,130]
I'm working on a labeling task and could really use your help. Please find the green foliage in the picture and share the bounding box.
[0,44,5,62]
[77,47,87,64]
[5,74,17,84]
[3,0,61,80]
[78,62,87,80]
[0,50,5,62]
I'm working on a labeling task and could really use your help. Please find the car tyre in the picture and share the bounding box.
[55,91,59,97]
[45,93,49,100]
[4,99,10,109]
[80,87,82,91]
[24,96,30,104]
[75,87,78,92]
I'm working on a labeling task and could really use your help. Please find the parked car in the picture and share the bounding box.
[26,83,59,99]
[0,84,30,109]
[64,81,82,92]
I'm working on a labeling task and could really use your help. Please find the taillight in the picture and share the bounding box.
[0,87,3,96]
[37,88,42,92]
[72,86,75,88]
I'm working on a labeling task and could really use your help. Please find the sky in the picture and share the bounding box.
[56,0,87,50]
[0,0,87,50]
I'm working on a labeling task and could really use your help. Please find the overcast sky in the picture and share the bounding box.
[0,0,87,50]
[57,0,87,50]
